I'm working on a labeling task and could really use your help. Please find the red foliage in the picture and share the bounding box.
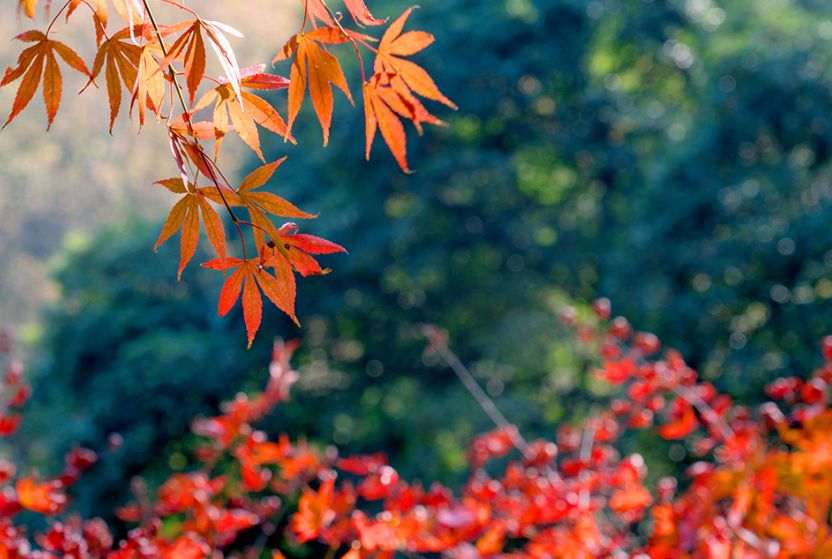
[3,300,832,558]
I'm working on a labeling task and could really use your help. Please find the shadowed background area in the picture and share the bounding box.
[4,0,832,521]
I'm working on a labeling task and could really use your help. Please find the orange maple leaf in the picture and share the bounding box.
[157,18,244,105]
[17,477,67,515]
[154,179,227,280]
[201,257,298,348]
[363,8,455,171]
[191,67,294,160]
[87,27,142,132]
[274,27,354,146]
[156,19,208,105]
[302,0,386,27]
[374,8,455,110]
[1,30,92,129]
[290,477,337,543]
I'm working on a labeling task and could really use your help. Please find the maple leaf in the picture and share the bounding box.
[274,27,354,146]
[657,398,698,440]
[290,477,336,543]
[362,8,455,171]
[303,0,386,27]
[197,174,344,346]
[1,30,92,129]
[16,477,67,515]
[263,222,348,278]
[363,71,442,173]
[156,19,208,105]
[156,18,244,105]
[154,179,227,280]
[201,257,298,348]
[374,8,455,110]
[17,0,37,18]
[200,159,316,252]
[191,66,294,160]
[87,27,142,132]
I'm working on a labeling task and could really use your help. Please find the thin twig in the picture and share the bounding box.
[672,384,735,443]
[316,0,367,84]
[141,0,250,258]
[427,334,530,458]
[45,0,72,35]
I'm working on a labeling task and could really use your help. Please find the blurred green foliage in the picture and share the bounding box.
[22,223,241,516]
[22,0,832,518]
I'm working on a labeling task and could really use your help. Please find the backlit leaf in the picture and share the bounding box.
[2,33,91,129]
[274,29,353,146]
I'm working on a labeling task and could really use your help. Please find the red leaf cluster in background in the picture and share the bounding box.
[2,300,832,557]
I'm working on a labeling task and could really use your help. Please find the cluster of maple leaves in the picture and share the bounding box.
[4,0,454,346]
[3,300,832,558]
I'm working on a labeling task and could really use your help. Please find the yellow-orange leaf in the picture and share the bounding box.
[191,81,294,160]
[88,27,142,130]
[274,30,353,146]
[17,0,37,18]
[154,180,229,280]
[2,32,92,129]
[17,477,67,515]
[155,20,207,105]
[374,9,454,109]
[133,44,165,126]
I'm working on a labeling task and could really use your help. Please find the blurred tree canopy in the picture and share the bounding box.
[22,0,832,518]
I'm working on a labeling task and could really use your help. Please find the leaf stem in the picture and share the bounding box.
[141,0,247,258]
[425,328,531,459]
[159,0,197,17]
[45,0,72,36]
